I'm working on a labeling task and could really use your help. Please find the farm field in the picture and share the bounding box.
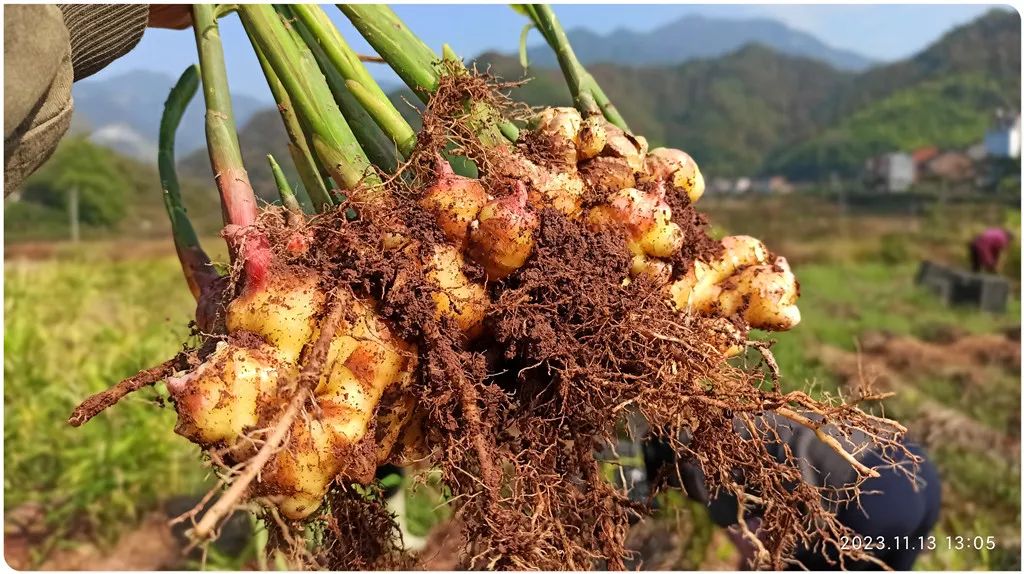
[3,195,1020,570]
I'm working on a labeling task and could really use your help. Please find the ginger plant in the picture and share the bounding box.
[69,4,913,570]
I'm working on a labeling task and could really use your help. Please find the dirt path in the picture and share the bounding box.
[4,495,253,571]
[4,237,227,263]
[5,512,181,571]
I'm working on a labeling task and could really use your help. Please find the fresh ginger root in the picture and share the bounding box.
[669,236,801,331]
[468,183,540,280]
[170,267,418,519]
[439,107,798,336]
[149,105,799,524]
[166,214,471,520]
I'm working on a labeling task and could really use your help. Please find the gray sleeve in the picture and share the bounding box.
[58,4,150,81]
[752,412,867,491]
[3,4,150,195]
[3,4,74,195]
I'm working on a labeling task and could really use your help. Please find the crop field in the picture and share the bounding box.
[3,195,1020,570]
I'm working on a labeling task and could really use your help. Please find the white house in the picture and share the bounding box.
[865,152,915,193]
[983,111,1021,159]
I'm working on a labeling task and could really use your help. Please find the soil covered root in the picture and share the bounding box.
[463,209,911,570]
[412,67,798,336]
[70,203,907,570]
[71,70,903,571]
[299,486,412,570]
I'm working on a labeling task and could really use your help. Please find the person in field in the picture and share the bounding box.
[968,227,1014,273]
[642,412,942,571]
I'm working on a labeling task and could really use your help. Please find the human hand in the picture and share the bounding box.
[148,4,192,30]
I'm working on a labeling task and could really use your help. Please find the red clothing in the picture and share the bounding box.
[971,228,1012,272]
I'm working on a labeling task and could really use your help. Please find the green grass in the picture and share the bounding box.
[403,472,452,538]
[767,262,1019,384]
[763,260,1020,439]
[3,254,212,557]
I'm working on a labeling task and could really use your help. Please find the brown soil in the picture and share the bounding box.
[816,328,1021,458]
[5,512,181,571]
[4,497,256,571]
[858,329,1020,375]
[412,513,465,570]
[667,204,725,278]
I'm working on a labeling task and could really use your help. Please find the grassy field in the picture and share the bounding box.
[3,255,210,554]
[3,194,1020,570]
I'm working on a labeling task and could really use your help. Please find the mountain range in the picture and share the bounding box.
[70,12,881,161]
[71,70,264,160]
[476,8,1020,179]
[523,14,875,71]
[71,9,1019,189]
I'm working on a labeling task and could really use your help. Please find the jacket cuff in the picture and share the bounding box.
[58,4,149,81]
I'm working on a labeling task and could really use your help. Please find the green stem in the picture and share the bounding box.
[158,65,218,301]
[239,4,382,198]
[282,5,400,172]
[527,4,629,131]
[339,5,479,176]
[338,4,439,101]
[440,44,520,142]
[215,4,238,19]
[292,4,416,158]
[267,154,302,214]
[248,30,333,212]
[438,44,508,149]
[343,79,415,157]
[341,5,519,149]
[192,4,259,233]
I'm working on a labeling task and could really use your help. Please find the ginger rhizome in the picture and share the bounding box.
[68,5,912,570]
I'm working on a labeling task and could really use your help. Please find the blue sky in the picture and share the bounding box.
[86,3,1009,102]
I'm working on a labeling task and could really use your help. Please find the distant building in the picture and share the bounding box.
[983,110,1021,159]
[734,177,752,194]
[911,146,941,181]
[923,151,974,182]
[864,152,915,192]
[708,177,733,194]
[751,176,793,194]
[911,146,940,168]
[966,142,987,162]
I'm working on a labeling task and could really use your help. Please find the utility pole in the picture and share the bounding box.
[831,171,849,241]
[69,186,80,243]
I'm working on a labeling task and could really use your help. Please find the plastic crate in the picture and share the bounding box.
[915,260,1010,313]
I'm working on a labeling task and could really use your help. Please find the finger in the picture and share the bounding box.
[148,5,193,30]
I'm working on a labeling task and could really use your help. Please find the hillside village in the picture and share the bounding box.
[859,110,1020,194]
[707,109,1022,196]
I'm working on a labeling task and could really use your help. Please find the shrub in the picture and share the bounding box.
[878,232,913,264]
[20,137,130,227]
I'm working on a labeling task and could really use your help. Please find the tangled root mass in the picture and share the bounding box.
[78,67,916,570]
